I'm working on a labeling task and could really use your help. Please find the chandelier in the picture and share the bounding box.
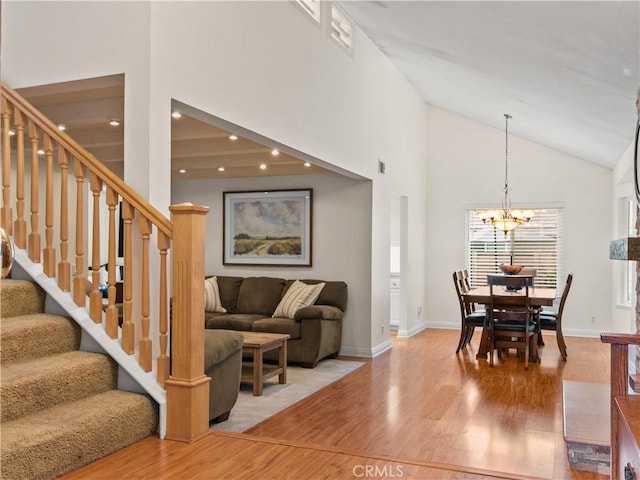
[476,114,533,234]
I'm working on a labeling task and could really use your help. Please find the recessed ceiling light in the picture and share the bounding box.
[37,149,45,155]
[271,149,279,156]
[229,134,238,141]
[171,111,182,119]
[179,169,186,173]
[109,119,120,127]
[218,166,225,172]
[259,163,267,170]
[304,162,311,167]
[57,124,66,131]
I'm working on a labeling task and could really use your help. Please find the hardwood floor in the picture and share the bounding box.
[61,329,611,479]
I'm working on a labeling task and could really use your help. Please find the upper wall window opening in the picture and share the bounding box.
[295,0,321,23]
[330,3,354,54]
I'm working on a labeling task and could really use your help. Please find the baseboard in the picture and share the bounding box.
[425,321,607,339]
[340,339,392,359]
[396,320,429,339]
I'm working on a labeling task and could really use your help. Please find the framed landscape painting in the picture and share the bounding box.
[223,189,313,266]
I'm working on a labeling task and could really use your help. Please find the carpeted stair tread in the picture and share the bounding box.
[0,389,158,480]
[1,351,118,422]
[0,313,81,364]
[0,279,46,318]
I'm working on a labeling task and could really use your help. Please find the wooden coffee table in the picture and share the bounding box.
[240,331,290,396]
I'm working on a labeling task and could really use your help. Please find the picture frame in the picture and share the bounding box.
[223,189,313,266]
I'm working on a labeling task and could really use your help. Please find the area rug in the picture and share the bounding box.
[211,359,365,433]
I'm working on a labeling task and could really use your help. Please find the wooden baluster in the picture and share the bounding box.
[13,109,26,248]
[57,146,70,292]
[42,134,55,277]
[138,216,152,372]
[165,203,210,443]
[105,186,119,338]
[89,174,103,323]
[121,201,135,354]
[27,120,41,263]
[73,159,86,306]
[157,231,170,387]
[1,97,12,233]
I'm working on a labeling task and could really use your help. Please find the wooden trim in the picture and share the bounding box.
[601,333,640,345]
[165,203,210,442]
[601,333,640,480]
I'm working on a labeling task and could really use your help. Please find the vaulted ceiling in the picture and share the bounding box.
[338,1,640,169]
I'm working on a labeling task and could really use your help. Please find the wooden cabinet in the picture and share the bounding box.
[616,396,640,480]
[602,334,640,480]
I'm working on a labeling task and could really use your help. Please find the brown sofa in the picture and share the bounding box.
[204,329,243,423]
[205,276,347,368]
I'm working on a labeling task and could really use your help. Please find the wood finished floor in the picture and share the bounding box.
[61,329,611,480]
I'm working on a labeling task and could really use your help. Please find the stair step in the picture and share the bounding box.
[0,351,117,422]
[0,279,46,318]
[0,314,81,364]
[0,389,158,480]
[562,380,610,475]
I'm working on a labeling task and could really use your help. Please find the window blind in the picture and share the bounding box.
[466,208,563,289]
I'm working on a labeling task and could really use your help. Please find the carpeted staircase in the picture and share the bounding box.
[0,278,158,480]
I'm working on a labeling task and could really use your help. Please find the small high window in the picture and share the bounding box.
[330,3,354,53]
[295,0,321,23]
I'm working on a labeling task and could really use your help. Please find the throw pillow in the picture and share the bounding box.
[273,280,325,319]
[204,276,227,313]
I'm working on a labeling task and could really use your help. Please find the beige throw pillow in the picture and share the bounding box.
[273,280,325,319]
[204,276,227,313]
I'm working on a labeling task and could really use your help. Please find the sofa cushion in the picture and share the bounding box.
[252,317,301,340]
[290,279,348,311]
[204,329,244,369]
[204,276,227,313]
[273,280,325,319]
[214,276,245,313]
[236,277,286,315]
[206,313,264,331]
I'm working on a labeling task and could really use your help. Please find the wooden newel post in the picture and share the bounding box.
[165,203,211,443]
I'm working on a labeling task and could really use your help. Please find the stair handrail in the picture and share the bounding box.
[1,82,171,237]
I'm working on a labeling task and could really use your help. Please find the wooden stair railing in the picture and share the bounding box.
[601,333,640,480]
[1,82,209,442]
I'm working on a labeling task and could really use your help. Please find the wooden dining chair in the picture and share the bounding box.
[453,271,485,352]
[486,274,538,369]
[537,273,573,360]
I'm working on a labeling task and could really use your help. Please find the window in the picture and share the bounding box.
[466,208,563,289]
[330,3,354,53]
[618,197,635,306]
[295,0,321,23]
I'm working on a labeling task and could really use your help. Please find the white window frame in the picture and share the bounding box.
[616,197,635,307]
[293,0,322,24]
[328,2,354,56]
[465,206,564,290]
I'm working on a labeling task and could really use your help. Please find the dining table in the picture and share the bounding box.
[461,285,557,360]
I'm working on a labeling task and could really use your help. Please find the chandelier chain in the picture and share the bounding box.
[503,113,512,210]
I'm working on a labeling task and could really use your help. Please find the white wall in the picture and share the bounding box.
[425,106,614,337]
[172,173,373,354]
